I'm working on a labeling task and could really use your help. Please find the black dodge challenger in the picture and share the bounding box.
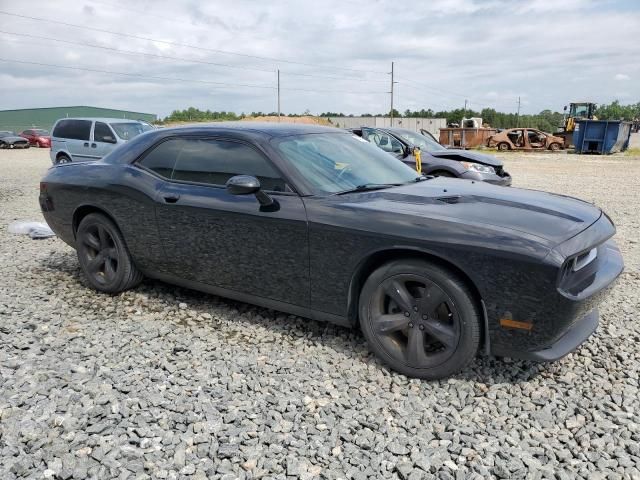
[39,123,624,379]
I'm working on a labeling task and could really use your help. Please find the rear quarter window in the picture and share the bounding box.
[53,120,92,141]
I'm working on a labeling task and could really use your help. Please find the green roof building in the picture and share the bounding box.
[0,106,157,133]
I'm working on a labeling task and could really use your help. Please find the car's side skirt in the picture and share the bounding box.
[145,271,352,328]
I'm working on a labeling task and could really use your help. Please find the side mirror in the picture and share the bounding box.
[105,136,117,144]
[225,175,278,211]
[563,105,567,111]
[226,175,260,195]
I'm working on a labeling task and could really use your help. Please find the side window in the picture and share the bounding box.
[52,121,66,137]
[171,138,286,191]
[94,122,116,143]
[53,120,91,141]
[138,138,183,178]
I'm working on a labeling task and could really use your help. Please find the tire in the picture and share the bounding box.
[497,142,510,151]
[359,259,481,379]
[549,143,561,152]
[56,154,71,164]
[76,213,143,293]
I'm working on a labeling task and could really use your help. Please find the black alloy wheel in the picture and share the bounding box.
[80,223,119,286]
[359,260,480,379]
[76,213,143,293]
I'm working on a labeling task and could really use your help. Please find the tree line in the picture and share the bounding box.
[160,101,639,133]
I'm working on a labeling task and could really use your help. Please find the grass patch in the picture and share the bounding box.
[625,147,640,156]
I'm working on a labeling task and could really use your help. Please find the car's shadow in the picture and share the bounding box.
[39,251,559,386]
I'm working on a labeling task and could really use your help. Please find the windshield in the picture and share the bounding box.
[0,131,15,137]
[33,129,49,135]
[110,122,146,140]
[274,132,418,195]
[392,129,447,152]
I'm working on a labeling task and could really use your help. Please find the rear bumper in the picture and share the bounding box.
[492,308,599,361]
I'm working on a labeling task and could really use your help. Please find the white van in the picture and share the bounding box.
[50,118,151,164]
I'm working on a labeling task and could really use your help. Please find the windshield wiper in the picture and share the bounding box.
[332,183,401,196]
[412,175,430,182]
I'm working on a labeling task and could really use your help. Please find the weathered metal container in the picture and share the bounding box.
[439,128,497,149]
[573,120,632,154]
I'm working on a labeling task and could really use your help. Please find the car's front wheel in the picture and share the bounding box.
[359,259,481,379]
[76,213,143,293]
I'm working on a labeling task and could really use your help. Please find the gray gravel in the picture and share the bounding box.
[1,148,639,480]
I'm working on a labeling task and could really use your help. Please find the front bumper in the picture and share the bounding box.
[492,308,599,361]
[460,170,512,186]
[487,216,623,361]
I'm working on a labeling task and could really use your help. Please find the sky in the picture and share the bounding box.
[0,0,639,118]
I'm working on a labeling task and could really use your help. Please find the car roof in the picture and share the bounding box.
[56,117,144,123]
[154,122,342,138]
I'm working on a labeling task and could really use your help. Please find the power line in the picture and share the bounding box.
[0,30,275,73]
[0,10,388,75]
[397,77,468,99]
[1,30,392,84]
[279,70,389,83]
[399,81,520,111]
[0,58,388,96]
[0,58,276,90]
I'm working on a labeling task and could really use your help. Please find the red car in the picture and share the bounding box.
[20,129,51,148]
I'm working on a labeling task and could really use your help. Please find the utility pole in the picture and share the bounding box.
[516,96,521,127]
[463,99,468,119]
[390,61,394,126]
[277,69,281,122]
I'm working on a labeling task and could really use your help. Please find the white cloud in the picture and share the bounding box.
[615,73,630,81]
[0,0,638,117]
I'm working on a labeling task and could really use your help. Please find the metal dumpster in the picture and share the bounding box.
[574,120,632,154]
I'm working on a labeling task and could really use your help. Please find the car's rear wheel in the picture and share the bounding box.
[76,213,143,293]
[497,142,510,151]
[56,154,71,164]
[359,259,481,379]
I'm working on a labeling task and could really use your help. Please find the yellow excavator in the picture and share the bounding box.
[558,102,597,147]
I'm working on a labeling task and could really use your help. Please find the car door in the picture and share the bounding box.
[58,120,94,160]
[138,136,310,307]
[362,128,405,159]
[92,121,118,158]
[528,129,546,149]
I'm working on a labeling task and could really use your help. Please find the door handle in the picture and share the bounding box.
[91,143,97,148]
[83,142,89,147]
[163,194,180,203]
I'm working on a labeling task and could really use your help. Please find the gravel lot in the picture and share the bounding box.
[1,147,639,480]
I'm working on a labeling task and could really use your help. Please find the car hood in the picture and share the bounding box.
[428,149,503,167]
[338,178,601,246]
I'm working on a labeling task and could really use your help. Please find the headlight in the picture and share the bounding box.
[461,161,495,174]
